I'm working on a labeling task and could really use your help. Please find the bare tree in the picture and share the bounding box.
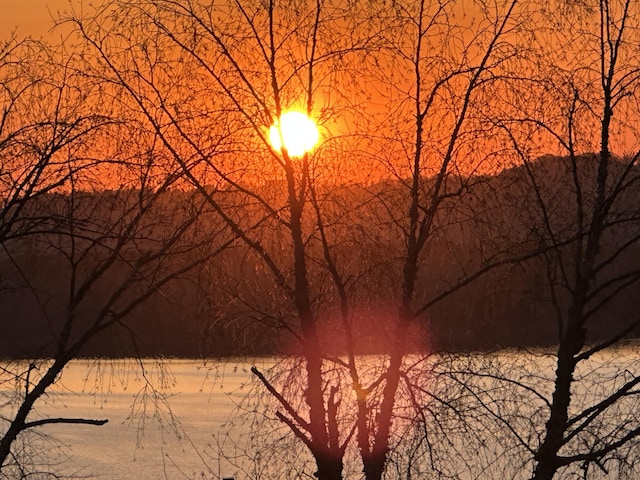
[464,0,640,478]
[63,1,542,480]
[66,1,382,478]
[0,37,234,477]
[0,36,108,247]
[344,1,533,478]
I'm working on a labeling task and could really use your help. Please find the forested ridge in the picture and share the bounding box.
[3,154,638,358]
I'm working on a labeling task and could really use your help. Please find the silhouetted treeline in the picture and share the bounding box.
[2,154,639,358]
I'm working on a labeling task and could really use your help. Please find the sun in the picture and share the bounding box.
[269,111,319,157]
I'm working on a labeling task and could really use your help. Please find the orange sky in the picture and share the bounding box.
[1,0,76,40]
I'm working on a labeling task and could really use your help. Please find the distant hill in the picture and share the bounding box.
[2,154,639,358]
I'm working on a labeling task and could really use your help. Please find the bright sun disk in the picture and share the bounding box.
[269,111,319,157]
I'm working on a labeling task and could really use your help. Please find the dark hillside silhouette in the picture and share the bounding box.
[3,154,639,358]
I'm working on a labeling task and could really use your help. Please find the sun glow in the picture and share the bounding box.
[269,111,319,157]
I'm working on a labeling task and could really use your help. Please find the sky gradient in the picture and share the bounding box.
[1,0,71,40]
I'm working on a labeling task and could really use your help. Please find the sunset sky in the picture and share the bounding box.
[1,0,74,39]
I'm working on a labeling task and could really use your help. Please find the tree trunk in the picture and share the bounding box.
[532,293,586,480]
[361,318,411,480]
[531,349,576,480]
[315,451,344,480]
[0,360,64,470]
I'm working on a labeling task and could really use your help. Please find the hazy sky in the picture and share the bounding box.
[1,0,72,40]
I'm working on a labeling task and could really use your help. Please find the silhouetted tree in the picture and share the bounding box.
[0,36,107,248]
[466,0,640,478]
[0,37,233,477]
[65,2,533,480]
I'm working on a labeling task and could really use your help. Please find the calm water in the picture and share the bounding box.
[2,358,270,480]
[3,349,640,480]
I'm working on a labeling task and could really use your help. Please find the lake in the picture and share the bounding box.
[1,358,275,480]
[2,349,640,480]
